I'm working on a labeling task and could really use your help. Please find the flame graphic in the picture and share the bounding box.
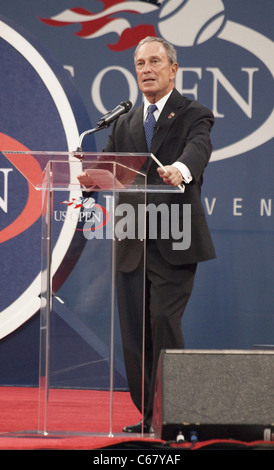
[40,1,160,51]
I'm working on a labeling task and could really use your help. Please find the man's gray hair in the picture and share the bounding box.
[134,36,178,65]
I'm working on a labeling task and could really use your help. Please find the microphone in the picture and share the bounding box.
[97,100,132,128]
[75,100,132,153]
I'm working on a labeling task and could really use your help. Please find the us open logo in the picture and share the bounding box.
[41,0,274,160]
[57,196,110,232]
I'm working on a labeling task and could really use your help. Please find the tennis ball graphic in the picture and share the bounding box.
[83,197,96,209]
[158,0,226,47]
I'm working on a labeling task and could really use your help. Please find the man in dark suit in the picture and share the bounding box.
[83,36,216,433]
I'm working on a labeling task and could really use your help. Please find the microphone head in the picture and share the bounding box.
[121,100,132,112]
[97,100,133,128]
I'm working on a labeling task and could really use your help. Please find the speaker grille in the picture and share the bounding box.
[153,350,274,441]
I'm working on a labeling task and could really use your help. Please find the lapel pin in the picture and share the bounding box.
[168,112,175,119]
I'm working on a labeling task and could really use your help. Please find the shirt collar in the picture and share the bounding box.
[143,90,173,120]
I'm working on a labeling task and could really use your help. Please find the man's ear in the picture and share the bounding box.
[171,62,178,80]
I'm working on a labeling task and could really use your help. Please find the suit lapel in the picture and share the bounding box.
[129,104,147,152]
[151,89,187,156]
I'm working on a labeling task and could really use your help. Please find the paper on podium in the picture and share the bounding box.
[77,168,125,191]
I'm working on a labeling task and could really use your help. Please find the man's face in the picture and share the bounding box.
[135,41,178,103]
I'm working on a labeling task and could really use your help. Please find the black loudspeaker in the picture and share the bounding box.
[153,350,274,442]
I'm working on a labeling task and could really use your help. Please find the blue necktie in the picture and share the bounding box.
[144,104,157,151]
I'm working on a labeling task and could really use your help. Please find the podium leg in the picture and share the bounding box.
[38,182,52,435]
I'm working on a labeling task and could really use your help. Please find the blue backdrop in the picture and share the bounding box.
[0,0,273,387]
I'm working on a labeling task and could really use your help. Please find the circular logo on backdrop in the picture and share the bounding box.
[0,16,93,338]
[1,2,273,337]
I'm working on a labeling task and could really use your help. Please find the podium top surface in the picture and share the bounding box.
[1,151,183,193]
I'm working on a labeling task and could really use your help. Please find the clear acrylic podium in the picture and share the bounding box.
[2,150,182,437]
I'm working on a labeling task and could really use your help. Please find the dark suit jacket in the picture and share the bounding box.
[103,88,216,272]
